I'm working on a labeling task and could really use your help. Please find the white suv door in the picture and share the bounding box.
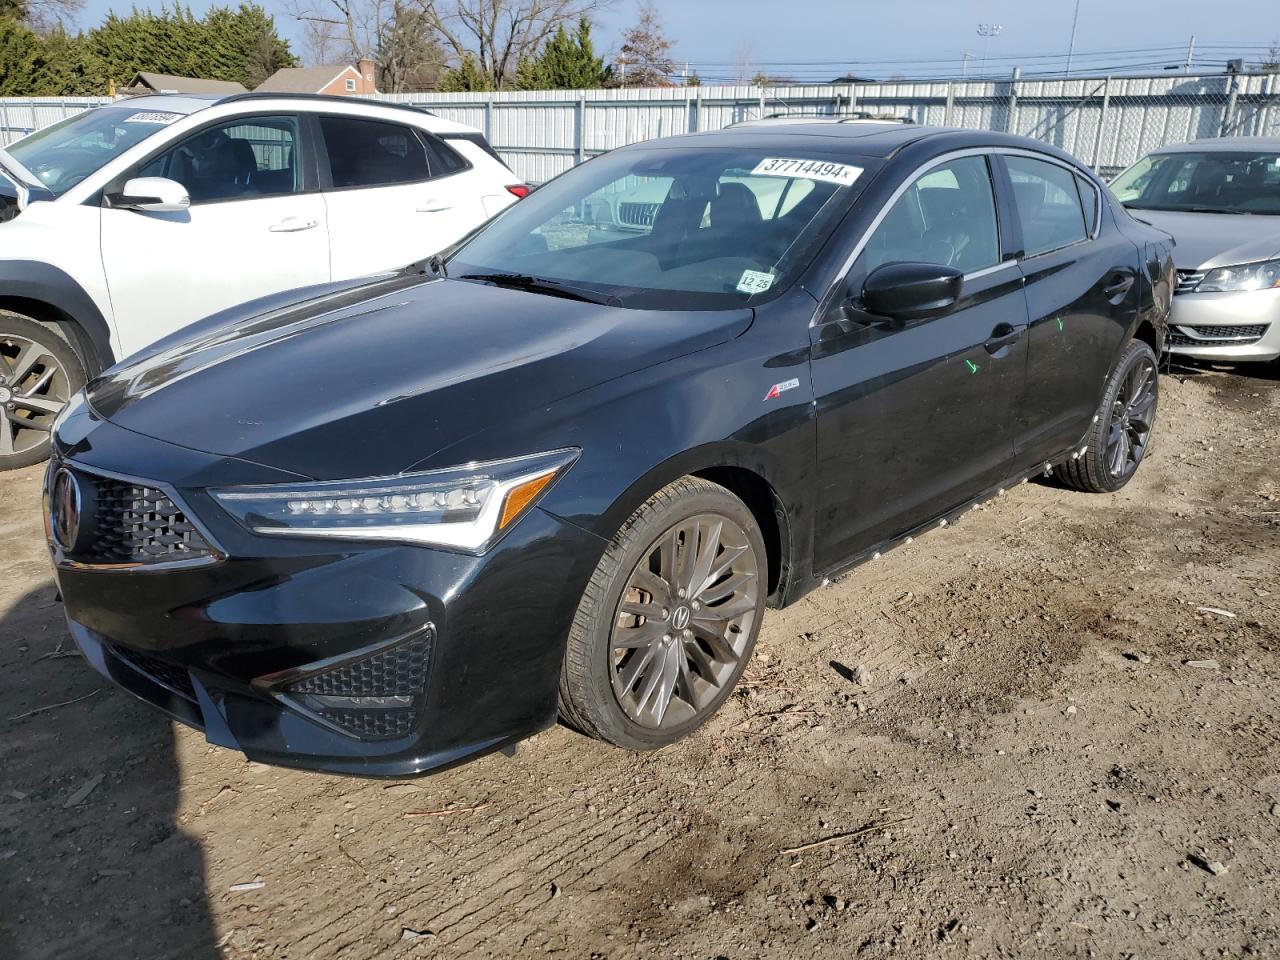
[315,114,489,279]
[100,114,330,358]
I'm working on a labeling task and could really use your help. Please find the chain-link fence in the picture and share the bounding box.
[2,71,1278,184]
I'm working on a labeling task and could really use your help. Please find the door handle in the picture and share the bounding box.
[1103,273,1135,301]
[269,217,319,233]
[416,199,453,213]
[984,322,1026,354]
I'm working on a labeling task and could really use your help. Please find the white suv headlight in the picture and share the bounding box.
[211,449,578,554]
[1196,258,1280,293]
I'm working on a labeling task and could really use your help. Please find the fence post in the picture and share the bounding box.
[1006,66,1020,132]
[944,81,955,126]
[848,82,857,115]
[1091,76,1112,169]
[758,85,765,120]
[575,93,586,164]
[693,90,702,132]
[1220,72,1240,137]
[0,100,9,147]
[484,99,493,143]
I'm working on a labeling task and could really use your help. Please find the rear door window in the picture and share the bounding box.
[1005,155,1088,257]
[319,116,431,189]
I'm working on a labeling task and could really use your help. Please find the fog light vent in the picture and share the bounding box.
[280,630,433,741]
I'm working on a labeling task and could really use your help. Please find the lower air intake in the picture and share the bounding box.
[281,630,433,741]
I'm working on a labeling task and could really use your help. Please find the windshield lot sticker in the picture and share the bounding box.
[737,269,775,295]
[125,112,183,125]
[750,158,863,186]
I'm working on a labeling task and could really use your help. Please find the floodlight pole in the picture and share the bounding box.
[1065,0,1081,77]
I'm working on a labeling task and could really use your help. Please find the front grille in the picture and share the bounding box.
[1167,323,1269,347]
[113,646,197,702]
[1175,269,1205,294]
[69,469,213,565]
[283,632,432,741]
[618,201,659,227]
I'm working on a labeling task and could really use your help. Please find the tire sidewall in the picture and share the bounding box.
[580,485,767,751]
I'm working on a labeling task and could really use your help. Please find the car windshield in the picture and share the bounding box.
[449,146,868,309]
[1111,150,1280,215]
[6,105,191,197]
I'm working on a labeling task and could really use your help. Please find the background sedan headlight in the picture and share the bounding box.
[1196,258,1280,293]
[211,449,579,553]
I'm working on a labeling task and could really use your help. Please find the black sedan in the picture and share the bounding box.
[45,122,1173,777]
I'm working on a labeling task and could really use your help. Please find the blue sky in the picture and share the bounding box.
[69,0,1279,80]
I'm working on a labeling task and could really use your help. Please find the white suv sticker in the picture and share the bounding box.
[750,158,863,186]
[125,112,183,125]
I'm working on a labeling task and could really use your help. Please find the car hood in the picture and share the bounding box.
[1125,208,1280,270]
[87,274,753,480]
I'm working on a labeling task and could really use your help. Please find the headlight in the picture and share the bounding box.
[210,448,578,553]
[1196,258,1280,293]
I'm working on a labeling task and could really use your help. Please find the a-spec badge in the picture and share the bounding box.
[764,378,800,401]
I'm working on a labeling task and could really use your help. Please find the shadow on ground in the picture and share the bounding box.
[0,587,220,960]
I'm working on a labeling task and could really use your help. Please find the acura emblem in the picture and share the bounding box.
[50,467,82,552]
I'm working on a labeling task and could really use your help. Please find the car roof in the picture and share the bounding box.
[1150,136,1280,154]
[622,123,1072,163]
[105,92,482,135]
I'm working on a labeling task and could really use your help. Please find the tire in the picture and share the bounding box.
[558,476,767,750]
[0,310,86,471]
[1058,338,1158,493]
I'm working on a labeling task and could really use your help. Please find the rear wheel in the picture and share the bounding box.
[558,477,766,750]
[0,311,86,471]
[1059,338,1158,493]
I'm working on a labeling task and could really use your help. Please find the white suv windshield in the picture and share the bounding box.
[450,146,867,310]
[7,106,191,197]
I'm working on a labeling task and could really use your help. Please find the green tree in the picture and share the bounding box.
[0,16,40,96]
[514,16,609,90]
[30,26,101,94]
[438,52,491,91]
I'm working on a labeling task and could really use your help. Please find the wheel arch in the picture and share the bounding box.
[0,261,116,375]
[584,442,798,608]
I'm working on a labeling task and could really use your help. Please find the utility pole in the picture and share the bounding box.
[961,51,970,78]
[977,24,1003,80]
[1064,0,1081,77]
[1185,35,1195,73]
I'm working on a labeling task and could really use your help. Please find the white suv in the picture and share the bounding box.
[0,93,526,469]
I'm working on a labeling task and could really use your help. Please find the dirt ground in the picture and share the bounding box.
[1,360,1278,960]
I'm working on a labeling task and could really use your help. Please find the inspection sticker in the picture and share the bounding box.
[750,157,863,186]
[125,111,183,125]
[737,269,775,295]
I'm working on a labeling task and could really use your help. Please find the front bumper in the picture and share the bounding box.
[1166,286,1280,361]
[49,411,606,778]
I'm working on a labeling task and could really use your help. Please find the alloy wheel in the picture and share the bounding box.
[609,513,760,729]
[0,333,72,459]
[1105,353,1156,478]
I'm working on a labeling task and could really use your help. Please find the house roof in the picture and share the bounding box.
[129,72,247,95]
[254,65,357,94]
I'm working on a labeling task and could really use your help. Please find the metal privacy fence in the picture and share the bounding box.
[2,71,1278,183]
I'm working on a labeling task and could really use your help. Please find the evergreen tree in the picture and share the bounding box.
[439,53,491,92]
[514,17,609,90]
[0,16,40,96]
[30,26,99,94]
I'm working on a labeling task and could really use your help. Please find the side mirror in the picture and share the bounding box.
[114,177,190,213]
[862,262,964,322]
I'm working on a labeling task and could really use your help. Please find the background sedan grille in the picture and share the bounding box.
[618,202,659,227]
[78,474,213,565]
[282,632,433,741]
[1167,323,1269,347]
[1174,270,1205,294]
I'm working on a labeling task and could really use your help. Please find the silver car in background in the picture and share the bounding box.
[1110,138,1280,363]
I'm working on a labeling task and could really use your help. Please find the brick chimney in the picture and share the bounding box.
[357,58,377,93]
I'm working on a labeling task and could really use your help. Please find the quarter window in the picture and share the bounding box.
[1005,155,1088,256]
[1075,173,1099,235]
[138,115,301,204]
[862,155,1000,274]
[319,116,431,189]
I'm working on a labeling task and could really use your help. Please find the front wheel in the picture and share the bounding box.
[558,477,766,750]
[1059,339,1158,493]
[1,311,86,471]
